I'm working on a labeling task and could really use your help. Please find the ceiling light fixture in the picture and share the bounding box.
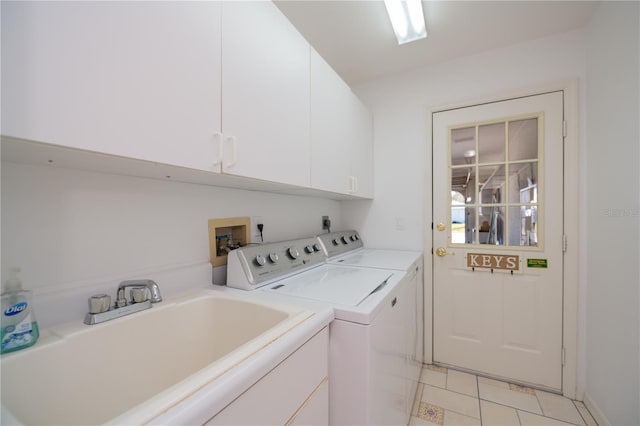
[384,0,427,45]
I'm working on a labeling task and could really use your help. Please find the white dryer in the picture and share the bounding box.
[226,236,412,426]
[317,231,424,420]
[318,231,422,272]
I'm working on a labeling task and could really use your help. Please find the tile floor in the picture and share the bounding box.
[410,365,598,426]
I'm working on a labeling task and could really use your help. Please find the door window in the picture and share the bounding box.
[449,116,541,248]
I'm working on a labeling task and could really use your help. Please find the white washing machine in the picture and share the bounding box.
[317,231,424,420]
[226,236,412,426]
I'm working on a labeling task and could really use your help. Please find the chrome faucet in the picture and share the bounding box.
[84,279,162,325]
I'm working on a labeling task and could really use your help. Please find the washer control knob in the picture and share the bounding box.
[332,238,340,246]
[268,253,279,263]
[304,245,314,254]
[287,247,300,259]
[341,236,349,244]
[313,243,321,252]
[350,235,357,241]
[255,254,267,266]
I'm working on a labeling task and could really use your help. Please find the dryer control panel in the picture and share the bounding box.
[227,237,326,290]
[317,230,364,258]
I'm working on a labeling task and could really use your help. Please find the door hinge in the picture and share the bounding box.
[562,234,568,253]
[563,120,568,138]
[561,347,566,366]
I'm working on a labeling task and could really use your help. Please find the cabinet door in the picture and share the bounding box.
[288,379,329,425]
[206,328,328,425]
[221,1,310,187]
[1,2,223,172]
[310,49,351,194]
[348,96,374,198]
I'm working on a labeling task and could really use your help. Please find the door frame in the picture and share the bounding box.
[423,80,580,399]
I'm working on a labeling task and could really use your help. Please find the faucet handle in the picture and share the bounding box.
[118,279,162,303]
[88,294,111,314]
[131,287,149,303]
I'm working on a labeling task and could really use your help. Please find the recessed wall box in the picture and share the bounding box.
[208,217,251,267]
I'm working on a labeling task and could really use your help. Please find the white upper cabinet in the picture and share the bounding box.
[221,1,310,188]
[348,96,374,198]
[310,49,352,194]
[2,1,371,198]
[1,2,223,173]
[310,49,374,198]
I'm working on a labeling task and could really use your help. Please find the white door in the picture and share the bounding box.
[432,92,564,390]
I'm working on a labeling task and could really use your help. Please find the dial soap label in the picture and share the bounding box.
[2,303,39,352]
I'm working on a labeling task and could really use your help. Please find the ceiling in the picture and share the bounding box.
[274,1,599,86]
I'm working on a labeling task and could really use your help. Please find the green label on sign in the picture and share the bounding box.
[527,258,548,268]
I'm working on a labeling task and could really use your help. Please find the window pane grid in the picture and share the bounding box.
[449,115,541,248]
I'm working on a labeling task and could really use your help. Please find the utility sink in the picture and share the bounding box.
[1,289,315,425]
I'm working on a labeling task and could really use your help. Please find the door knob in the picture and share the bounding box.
[436,223,446,231]
[435,247,452,257]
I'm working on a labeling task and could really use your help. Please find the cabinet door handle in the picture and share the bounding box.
[348,176,356,193]
[226,136,237,168]
[212,132,223,166]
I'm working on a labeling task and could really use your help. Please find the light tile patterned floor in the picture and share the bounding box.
[410,365,599,426]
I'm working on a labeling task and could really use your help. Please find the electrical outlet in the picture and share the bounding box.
[251,216,263,241]
[322,216,331,230]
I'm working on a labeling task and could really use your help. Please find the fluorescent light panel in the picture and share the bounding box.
[384,0,427,45]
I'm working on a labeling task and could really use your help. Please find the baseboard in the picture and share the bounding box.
[583,392,610,426]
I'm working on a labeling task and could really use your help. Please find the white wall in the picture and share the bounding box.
[1,161,342,327]
[584,2,640,425]
[345,29,587,251]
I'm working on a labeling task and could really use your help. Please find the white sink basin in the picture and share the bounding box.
[1,289,315,425]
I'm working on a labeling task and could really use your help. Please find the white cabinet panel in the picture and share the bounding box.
[207,327,328,425]
[288,379,329,426]
[1,2,223,172]
[310,48,374,198]
[221,1,310,187]
[310,49,351,194]
[349,96,375,198]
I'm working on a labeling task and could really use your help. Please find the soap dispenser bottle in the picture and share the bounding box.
[1,268,39,354]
